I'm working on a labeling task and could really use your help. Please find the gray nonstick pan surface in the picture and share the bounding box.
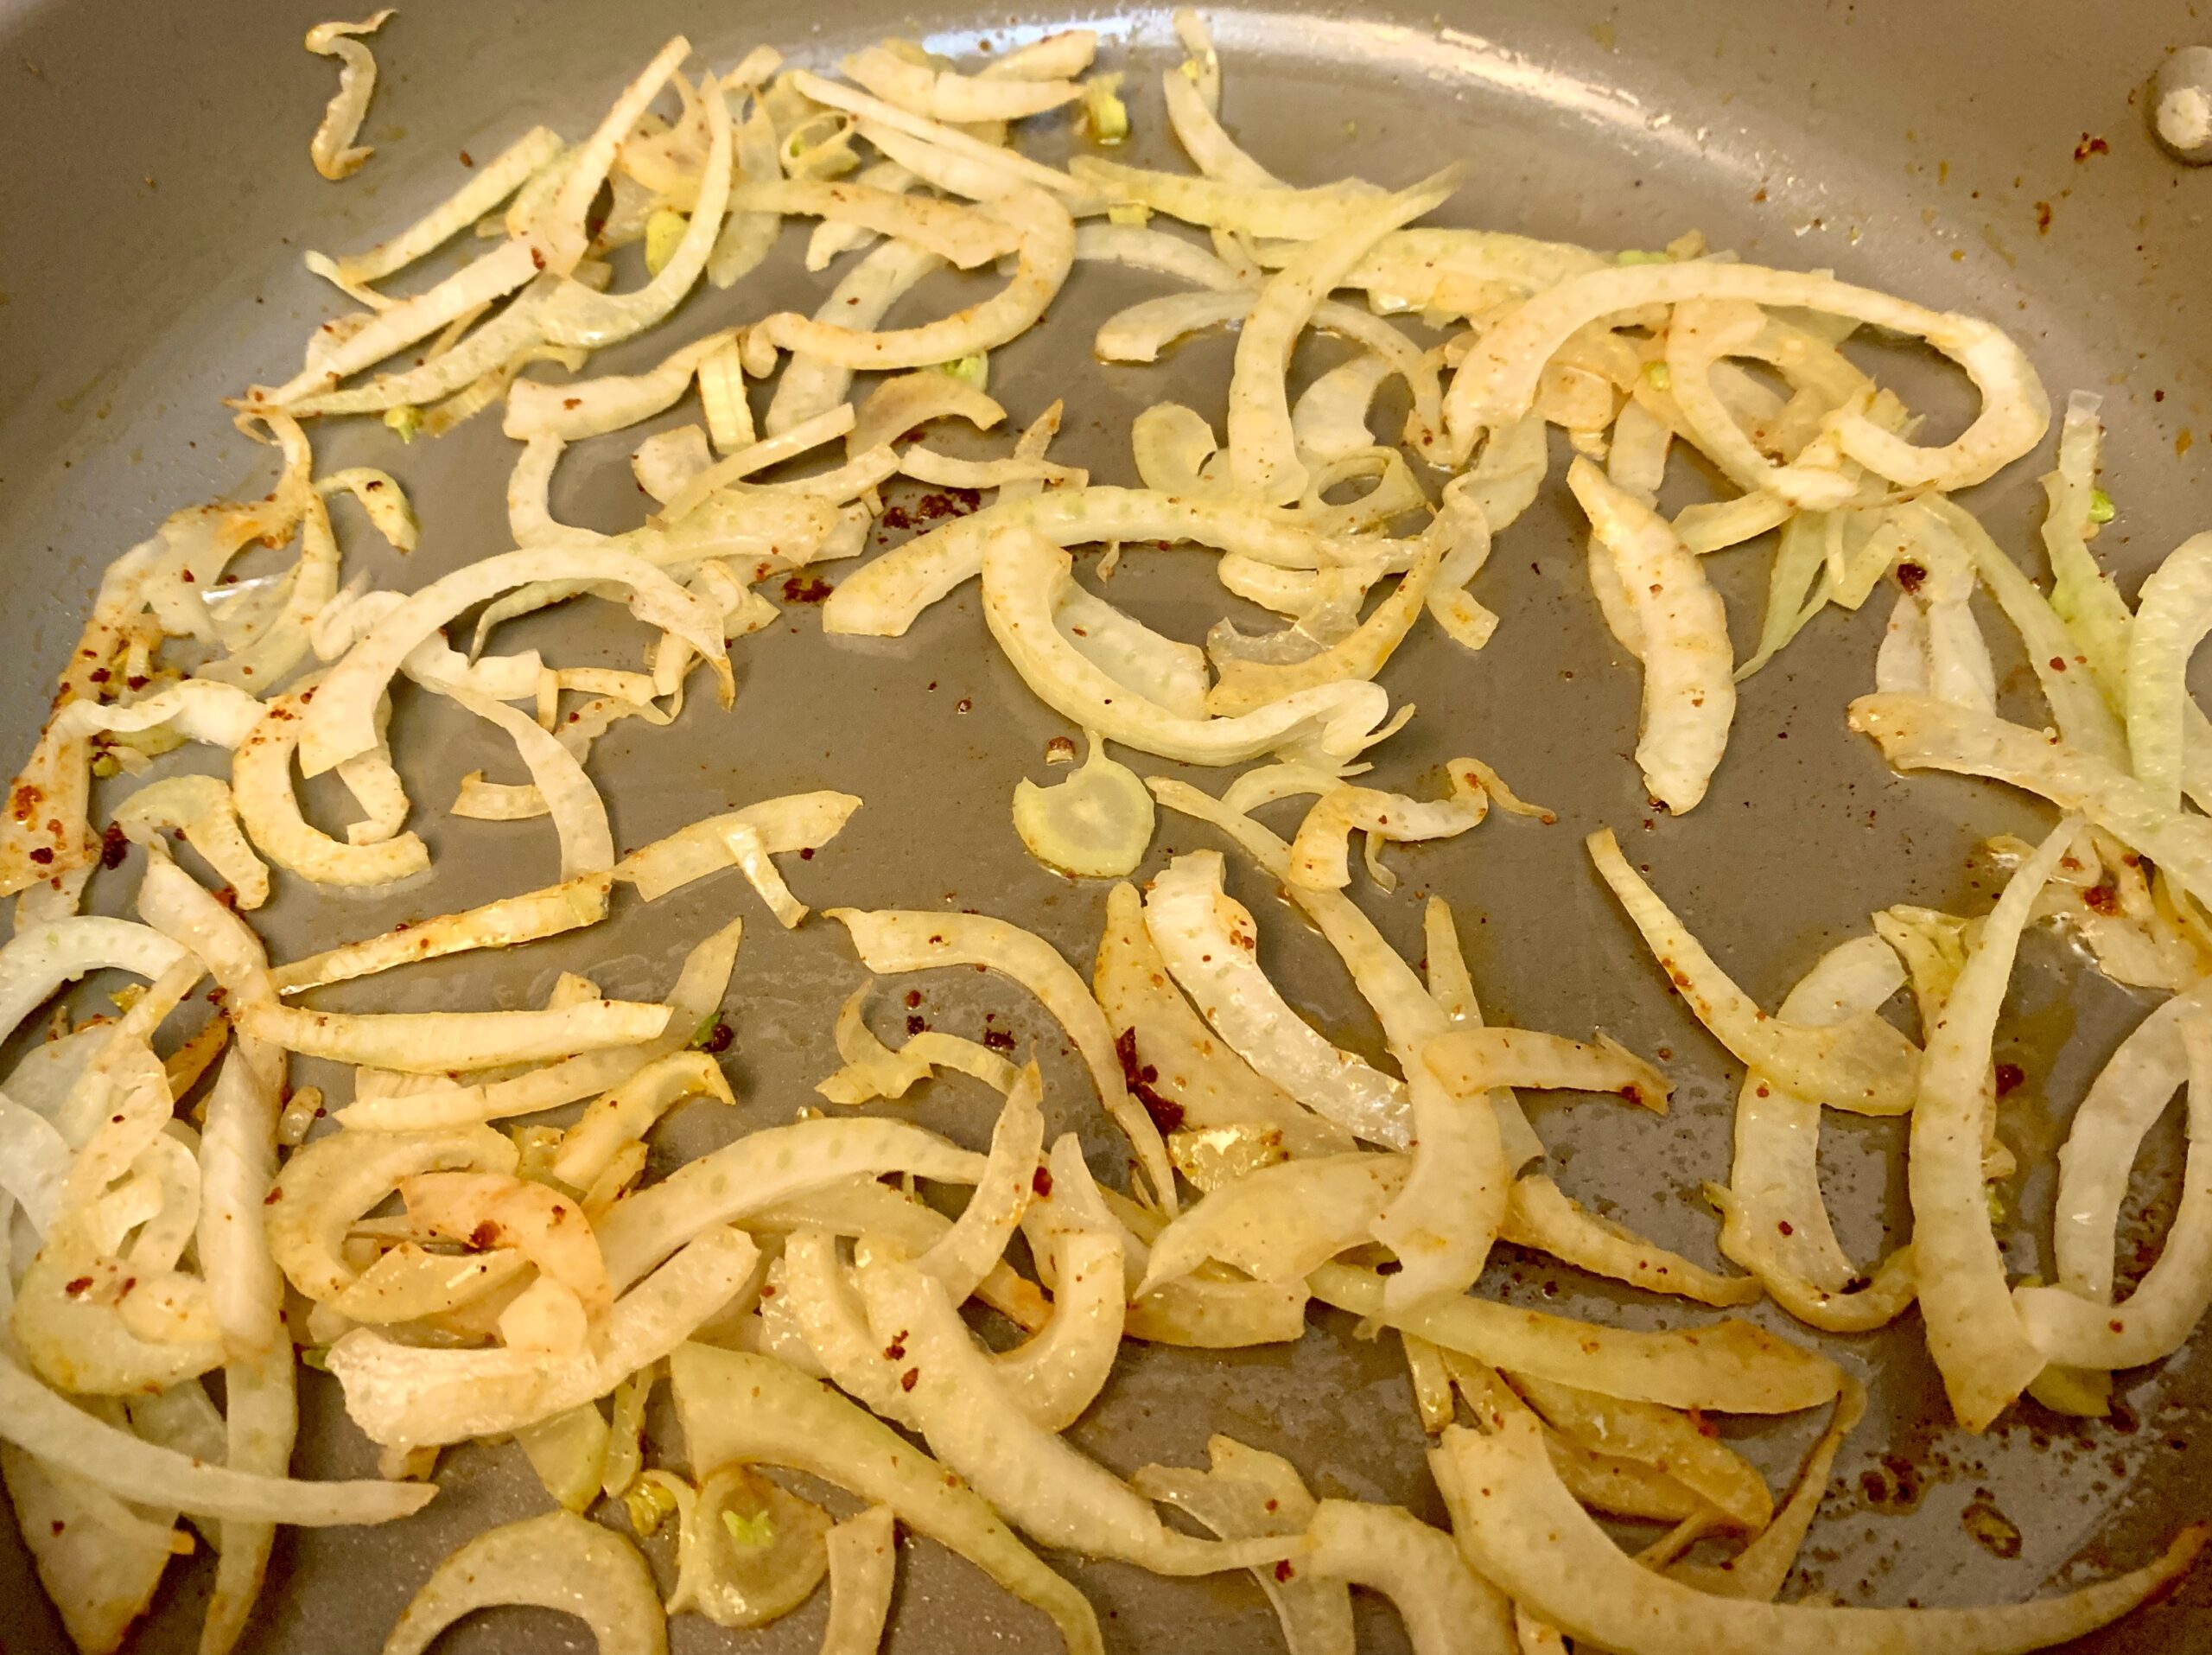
[3,1,2211,1651]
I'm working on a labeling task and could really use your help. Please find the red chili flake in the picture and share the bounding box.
[264,1188,283,1206]
[982,1027,1015,1052]
[63,1276,93,1296]
[879,504,914,530]
[2075,133,2109,160]
[883,1335,907,1361]
[1994,1062,2026,1096]
[125,675,149,691]
[2034,201,2054,233]
[699,1022,734,1054]
[798,847,815,861]
[906,1014,926,1036]
[2082,882,2120,915]
[51,1520,66,1535]
[905,990,922,1009]
[899,1367,919,1392]
[1273,1561,1295,1582]
[100,823,128,869]
[1115,1028,1184,1132]
[955,698,972,714]
[781,573,833,604]
[180,570,195,582]
[1777,1220,1795,1236]
[86,667,110,684]
[1895,562,1927,594]
[1032,1166,1053,1199]
[470,1222,500,1249]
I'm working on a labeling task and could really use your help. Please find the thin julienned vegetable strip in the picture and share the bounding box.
[0,1356,432,1526]
[1586,828,1923,1113]
[828,905,1174,1213]
[1434,1414,2204,1655]
[304,12,394,181]
[2013,1010,2212,1369]
[1568,458,1736,812]
[1312,1262,1840,1413]
[1912,818,2074,1430]
[1849,693,2212,910]
[671,1346,1104,1655]
[2124,532,2212,814]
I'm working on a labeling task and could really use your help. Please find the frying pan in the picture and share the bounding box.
[3,0,2210,1650]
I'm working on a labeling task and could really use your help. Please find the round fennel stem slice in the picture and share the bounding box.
[1011,732,1155,878]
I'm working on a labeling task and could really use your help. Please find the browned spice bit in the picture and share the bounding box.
[1895,561,1927,594]
[899,1367,919,1392]
[1961,1498,2023,1558]
[1993,1061,2025,1097]
[2075,133,2109,160]
[982,1027,1015,1052]
[782,573,833,604]
[914,487,982,521]
[1115,1027,1183,1132]
[470,1221,500,1249]
[2034,201,2054,233]
[264,1187,283,1206]
[2081,882,2120,915]
[1032,1166,1053,1199]
[879,504,913,530]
